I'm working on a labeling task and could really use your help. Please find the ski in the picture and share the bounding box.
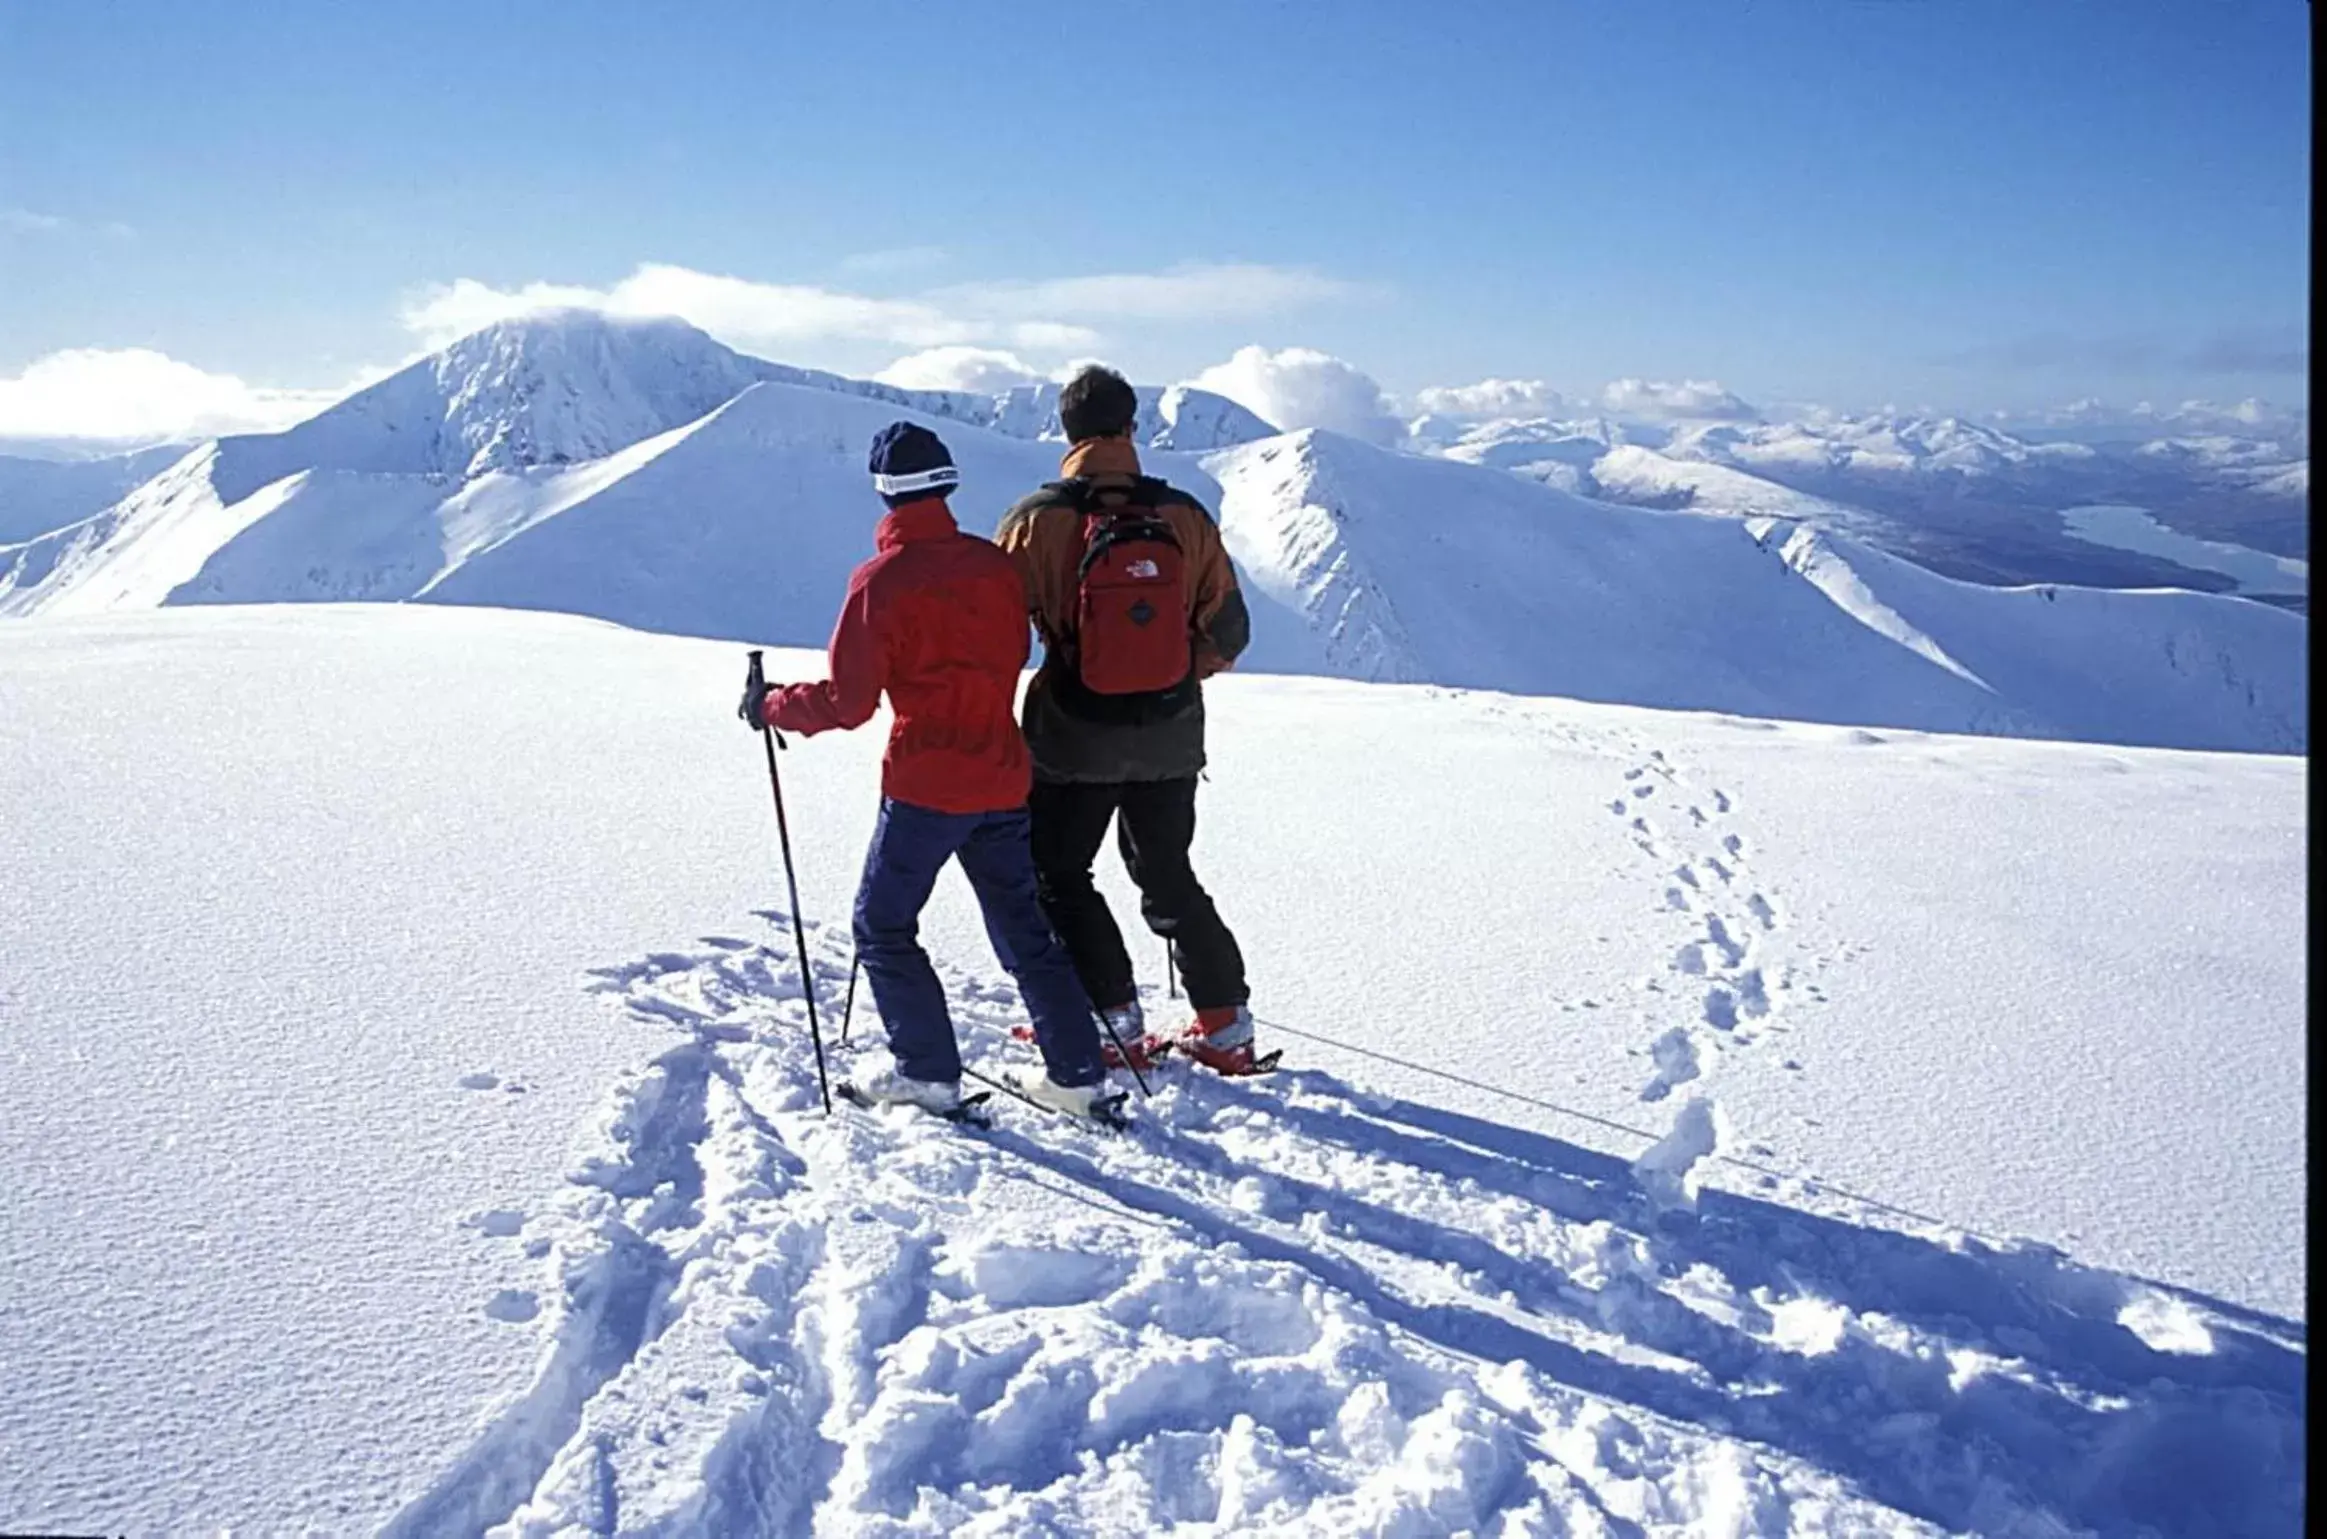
[1160,1042,1286,1078]
[834,1081,996,1129]
[1006,1024,1283,1079]
[962,1066,1134,1131]
[1220,1048,1286,1077]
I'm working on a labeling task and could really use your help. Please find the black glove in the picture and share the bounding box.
[738,674,774,730]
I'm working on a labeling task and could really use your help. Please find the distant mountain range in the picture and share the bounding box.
[0,311,2304,753]
[1407,406,2307,609]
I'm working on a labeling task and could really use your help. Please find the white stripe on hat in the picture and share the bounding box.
[872,465,961,496]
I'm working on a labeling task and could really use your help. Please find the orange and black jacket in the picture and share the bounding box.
[995,436,1251,783]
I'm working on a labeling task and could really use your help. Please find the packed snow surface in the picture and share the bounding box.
[0,605,2303,1536]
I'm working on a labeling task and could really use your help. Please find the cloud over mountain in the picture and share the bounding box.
[400,262,1369,363]
[1410,378,1574,420]
[1599,378,1761,421]
[1187,345,1404,444]
[874,347,1044,395]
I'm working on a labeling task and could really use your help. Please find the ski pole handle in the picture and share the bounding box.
[745,648,785,748]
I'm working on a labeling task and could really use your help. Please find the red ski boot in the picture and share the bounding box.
[1177,1005,1281,1076]
[1013,1002,1168,1071]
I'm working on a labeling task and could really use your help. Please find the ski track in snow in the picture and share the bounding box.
[386,908,2305,1536]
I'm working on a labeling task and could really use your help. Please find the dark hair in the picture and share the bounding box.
[1057,365,1139,444]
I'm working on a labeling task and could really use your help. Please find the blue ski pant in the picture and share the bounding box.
[853,797,1107,1089]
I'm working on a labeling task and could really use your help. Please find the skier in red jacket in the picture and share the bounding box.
[738,422,1113,1120]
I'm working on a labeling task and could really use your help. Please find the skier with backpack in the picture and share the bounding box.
[996,366,1265,1074]
[738,421,1119,1121]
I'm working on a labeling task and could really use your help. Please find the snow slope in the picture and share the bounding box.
[1,381,1308,673]
[1588,442,1891,536]
[1757,519,2306,748]
[0,443,187,543]
[0,604,2305,1536]
[3,315,2306,755]
[1205,430,2305,751]
[414,384,1253,654]
[0,313,1271,630]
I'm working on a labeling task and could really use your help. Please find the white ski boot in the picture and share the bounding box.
[843,1064,964,1115]
[1007,1066,1129,1126]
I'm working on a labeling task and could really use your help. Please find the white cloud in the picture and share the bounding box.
[1187,345,1402,444]
[1410,378,1573,421]
[874,346,1043,395]
[399,260,1366,362]
[399,265,1071,353]
[0,348,340,443]
[1599,378,1760,421]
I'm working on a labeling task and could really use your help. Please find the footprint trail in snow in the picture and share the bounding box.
[1615,748,1794,1120]
[393,921,2306,1537]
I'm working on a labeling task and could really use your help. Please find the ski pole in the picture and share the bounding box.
[1166,938,1179,1000]
[840,952,860,1047]
[1095,1008,1153,1099]
[748,649,831,1114]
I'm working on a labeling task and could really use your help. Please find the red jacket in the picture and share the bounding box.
[761,499,1033,814]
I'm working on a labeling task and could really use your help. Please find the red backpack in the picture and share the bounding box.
[1051,477,1198,722]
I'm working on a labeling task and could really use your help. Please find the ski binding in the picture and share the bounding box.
[835,1082,995,1128]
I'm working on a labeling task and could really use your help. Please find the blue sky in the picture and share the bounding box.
[0,0,2310,438]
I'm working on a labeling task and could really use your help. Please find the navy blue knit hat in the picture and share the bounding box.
[867,421,960,507]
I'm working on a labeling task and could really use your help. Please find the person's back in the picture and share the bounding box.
[855,511,1032,813]
[995,365,1264,1074]
[998,449,1244,785]
[741,421,1113,1119]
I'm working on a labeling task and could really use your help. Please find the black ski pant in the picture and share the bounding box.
[1027,777,1248,1015]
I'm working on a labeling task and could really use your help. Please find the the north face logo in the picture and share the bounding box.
[1126,559,1161,579]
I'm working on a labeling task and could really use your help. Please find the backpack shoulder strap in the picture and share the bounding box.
[1076,475,1169,518]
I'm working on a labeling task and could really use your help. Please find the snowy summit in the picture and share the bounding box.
[0,273,2307,1539]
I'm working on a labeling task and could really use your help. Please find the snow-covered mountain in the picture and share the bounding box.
[0,443,189,543]
[1660,413,2101,480]
[0,378,1274,649]
[3,603,2305,1535]
[2,312,2305,754]
[0,313,1271,618]
[195,310,1273,486]
[1210,429,2303,751]
[1411,405,2310,606]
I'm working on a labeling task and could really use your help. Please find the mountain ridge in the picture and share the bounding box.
[2,313,2305,754]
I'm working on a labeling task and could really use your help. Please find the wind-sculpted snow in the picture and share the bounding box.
[383,920,2303,1535]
